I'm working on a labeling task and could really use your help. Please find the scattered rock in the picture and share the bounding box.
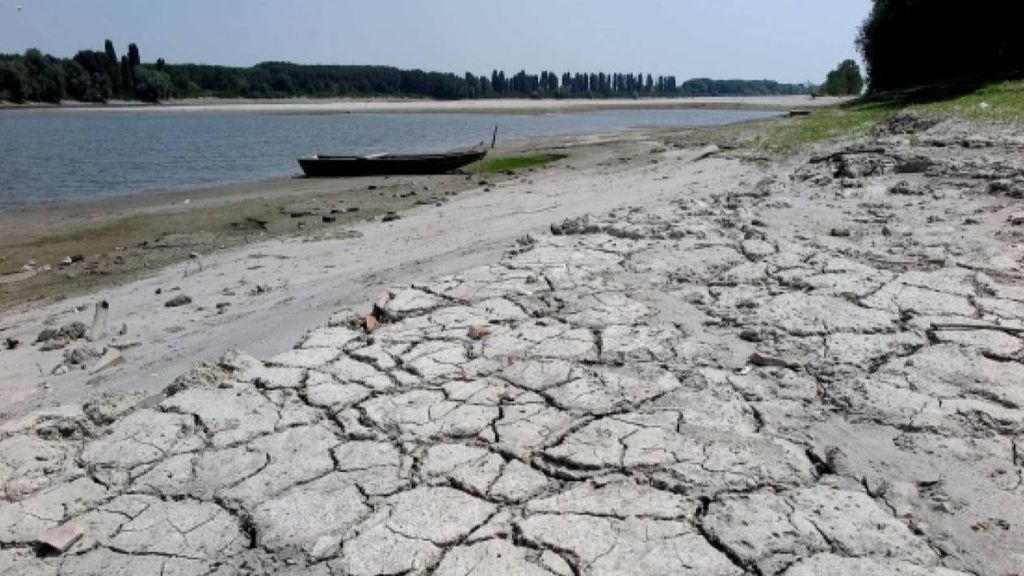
[58,345,102,372]
[164,294,192,307]
[382,212,400,222]
[83,391,146,425]
[36,322,88,346]
[829,227,852,237]
[364,314,380,332]
[889,180,927,195]
[749,351,802,371]
[879,111,942,135]
[89,348,124,374]
[895,155,935,174]
[739,329,762,343]
[550,214,598,235]
[825,446,856,476]
[37,522,84,554]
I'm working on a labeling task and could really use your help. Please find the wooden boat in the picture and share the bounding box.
[298,146,487,177]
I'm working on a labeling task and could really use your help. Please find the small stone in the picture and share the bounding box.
[38,522,84,553]
[89,349,124,374]
[825,446,856,476]
[36,322,87,344]
[749,352,802,371]
[739,329,762,343]
[467,326,492,340]
[364,314,380,332]
[322,215,337,223]
[830,227,852,237]
[164,294,192,307]
[382,212,400,222]
[3,337,19,350]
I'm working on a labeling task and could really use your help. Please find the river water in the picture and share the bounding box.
[0,106,777,209]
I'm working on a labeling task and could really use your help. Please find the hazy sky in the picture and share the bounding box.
[1,0,872,83]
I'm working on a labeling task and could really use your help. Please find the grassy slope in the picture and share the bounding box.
[748,79,1024,156]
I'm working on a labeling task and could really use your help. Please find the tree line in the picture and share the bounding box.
[0,40,813,104]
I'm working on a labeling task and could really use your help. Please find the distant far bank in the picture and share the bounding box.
[0,95,850,114]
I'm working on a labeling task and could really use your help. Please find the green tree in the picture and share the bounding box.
[104,39,117,66]
[857,0,1024,91]
[86,72,113,101]
[127,43,141,67]
[103,39,120,91]
[119,55,131,96]
[63,59,93,101]
[0,60,29,102]
[23,48,65,102]
[822,59,864,96]
[132,66,172,102]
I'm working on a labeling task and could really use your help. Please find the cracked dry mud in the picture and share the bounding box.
[2,113,1024,575]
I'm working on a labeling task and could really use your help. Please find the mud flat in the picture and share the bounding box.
[1,112,1023,575]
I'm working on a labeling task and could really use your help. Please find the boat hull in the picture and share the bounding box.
[298,148,487,177]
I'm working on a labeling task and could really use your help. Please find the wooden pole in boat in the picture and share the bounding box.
[491,125,499,149]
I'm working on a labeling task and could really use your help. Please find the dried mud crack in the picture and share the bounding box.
[1,112,1023,575]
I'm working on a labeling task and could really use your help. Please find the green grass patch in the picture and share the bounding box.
[751,79,1024,157]
[472,153,566,173]
[753,101,898,156]
[909,79,1024,122]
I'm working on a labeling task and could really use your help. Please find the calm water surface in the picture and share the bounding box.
[0,107,777,209]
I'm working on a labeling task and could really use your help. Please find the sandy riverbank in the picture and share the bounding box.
[0,94,849,114]
[0,127,726,414]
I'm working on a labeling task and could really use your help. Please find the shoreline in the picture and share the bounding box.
[0,125,725,412]
[0,128,682,312]
[0,94,848,114]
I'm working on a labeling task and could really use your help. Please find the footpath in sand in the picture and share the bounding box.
[1,112,1023,575]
